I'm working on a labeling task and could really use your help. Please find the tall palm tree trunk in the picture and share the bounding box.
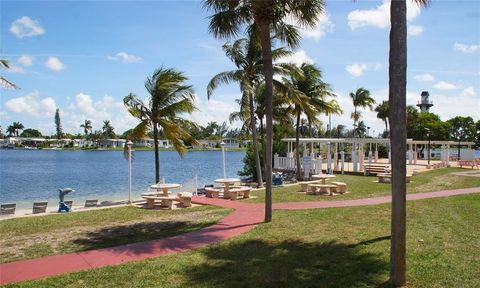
[260,118,264,144]
[353,105,357,137]
[389,0,408,286]
[295,110,302,181]
[385,119,389,135]
[258,22,274,223]
[249,93,264,188]
[153,124,160,183]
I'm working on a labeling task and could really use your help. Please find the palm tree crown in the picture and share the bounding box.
[80,120,92,136]
[124,67,198,183]
[350,87,375,135]
[204,0,326,223]
[1,59,19,90]
[281,63,341,180]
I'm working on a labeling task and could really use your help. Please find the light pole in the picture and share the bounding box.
[424,128,431,168]
[367,126,371,138]
[126,140,133,204]
[220,141,226,178]
[457,128,463,160]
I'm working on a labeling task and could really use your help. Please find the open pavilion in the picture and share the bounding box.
[274,138,476,177]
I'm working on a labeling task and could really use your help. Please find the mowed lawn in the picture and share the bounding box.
[5,194,479,288]
[0,206,231,263]
[245,167,480,203]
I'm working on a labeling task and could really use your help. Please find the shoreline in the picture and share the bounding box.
[0,147,247,152]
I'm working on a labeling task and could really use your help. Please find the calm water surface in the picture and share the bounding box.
[0,150,245,208]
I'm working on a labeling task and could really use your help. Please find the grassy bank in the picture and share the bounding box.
[0,206,231,264]
[6,194,479,287]
[245,167,480,203]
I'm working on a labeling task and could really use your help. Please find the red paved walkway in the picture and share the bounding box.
[1,187,478,285]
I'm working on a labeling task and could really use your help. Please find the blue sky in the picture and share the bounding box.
[1,0,479,136]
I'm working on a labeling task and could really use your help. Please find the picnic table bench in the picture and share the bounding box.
[225,186,251,200]
[177,192,193,207]
[364,164,390,175]
[458,160,479,169]
[377,173,412,183]
[298,180,322,192]
[307,184,338,196]
[205,187,221,198]
[142,195,177,209]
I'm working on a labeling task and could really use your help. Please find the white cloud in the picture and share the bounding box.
[10,16,45,38]
[45,57,66,71]
[0,111,9,120]
[75,93,97,115]
[413,73,434,82]
[18,55,34,66]
[277,50,314,66]
[433,81,458,90]
[461,86,476,98]
[190,95,241,128]
[348,0,421,30]
[299,13,334,41]
[430,91,480,120]
[454,43,480,54]
[6,64,25,74]
[108,52,143,63]
[408,25,424,36]
[345,63,382,77]
[64,93,138,134]
[4,90,57,117]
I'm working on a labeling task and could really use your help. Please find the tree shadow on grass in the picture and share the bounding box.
[69,220,216,252]
[184,238,390,288]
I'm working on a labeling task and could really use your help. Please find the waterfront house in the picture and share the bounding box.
[134,138,171,148]
[2,137,46,148]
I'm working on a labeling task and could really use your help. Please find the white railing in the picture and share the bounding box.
[274,154,324,174]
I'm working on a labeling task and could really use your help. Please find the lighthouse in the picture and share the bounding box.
[417,91,433,112]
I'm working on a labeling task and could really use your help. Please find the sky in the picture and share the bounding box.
[1,0,479,137]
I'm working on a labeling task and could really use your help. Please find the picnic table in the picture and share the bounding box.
[149,183,181,196]
[311,174,336,184]
[214,178,240,194]
[143,183,181,207]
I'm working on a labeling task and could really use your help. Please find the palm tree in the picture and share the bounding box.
[80,120,92,136]
[124,67,198,183]
[208,37,292,187]
[102,120,115,138]
[204,0,325,223]
[281,63,341,180]
[389,0,429,286]
[6,125,15,137]
[0,59,19,90]
[12,122,24,137]
[350,88,375,137]
[375,100,390,135]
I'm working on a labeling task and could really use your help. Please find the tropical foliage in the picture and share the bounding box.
[6,122,24,137]
[204,0,327,222]
[375,100,389,136]
[280,63,341,180]
[55,109,63,139]
[0,59,19,90]
[80,120,92,136]
[124,67,198,183]
[350,88,376,136]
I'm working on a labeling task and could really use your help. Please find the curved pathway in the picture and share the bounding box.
[1,187,479,285]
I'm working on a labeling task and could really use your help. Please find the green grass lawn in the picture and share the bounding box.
[0,206,231,264]
[245,167,480,203]
[6,194,479,288]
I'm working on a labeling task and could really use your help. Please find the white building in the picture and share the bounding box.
[134,138,171,148]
